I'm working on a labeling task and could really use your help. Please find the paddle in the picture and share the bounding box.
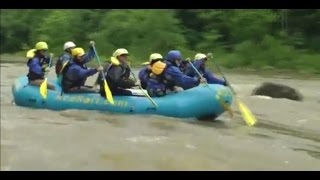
[187,59,209,87]
[207,53,257,127]
[187,59,234,118]
[40,53,54,99]
[128,64,158,108]
[92,44,114,105]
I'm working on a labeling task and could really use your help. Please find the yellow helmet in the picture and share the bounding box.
[113,48,129,57]
[71,47,85,57]
[194,53,207,60]
[141,53,163,65]
[149,53,163,62]
[151,61,167,75]
[35,41,48,50]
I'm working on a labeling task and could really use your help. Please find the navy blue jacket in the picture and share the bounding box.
[138,66,151,89]
[61,48,97,91]
[27,54,51,80]
[163,60,200,90]
[185,60,226,85]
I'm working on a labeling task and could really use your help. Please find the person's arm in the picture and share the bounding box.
[82,47,96,63]
[166,67,200,90]
[73,66,98,79]
[138,67,149,83]
[204,69,226,86]
[184,64,196,77]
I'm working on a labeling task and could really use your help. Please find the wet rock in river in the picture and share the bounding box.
[251,82,303,101]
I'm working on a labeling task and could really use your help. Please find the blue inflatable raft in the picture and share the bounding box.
[12,76,233,120]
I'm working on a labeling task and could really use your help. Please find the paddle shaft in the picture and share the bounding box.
[48,55,53,69]
[44,54,54,77]
[128,65,158,108]
[205,54,237,96]
[211,60,237,96]
[91,45,114,104]
[92,45,106,81]
[188,61,209,87]
[39,54,54,99]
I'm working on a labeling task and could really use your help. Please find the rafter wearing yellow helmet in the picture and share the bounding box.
[144,50,206,98]
[61,42,102,94]
[26,41,49,60]
[98,48,137,97]
[110,48,129,65]
[138,53,164,89]
[184,52,227,86]
[26,41,55,92]
[26,41,49,59]
[144,60,168,98]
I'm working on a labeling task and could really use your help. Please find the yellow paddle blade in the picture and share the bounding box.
[237,99,257,126]
[40,78,48,99]
[103,79,114,104]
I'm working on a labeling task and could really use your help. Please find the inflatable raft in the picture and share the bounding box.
[12,76,233,120]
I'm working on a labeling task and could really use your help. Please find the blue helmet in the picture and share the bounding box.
[166,50,182,62]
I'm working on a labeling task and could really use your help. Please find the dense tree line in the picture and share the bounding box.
[1,9,319,73]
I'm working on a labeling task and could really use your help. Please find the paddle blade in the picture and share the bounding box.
[237,99,257,126]
[103,79,114,104]
[40,78,48,99]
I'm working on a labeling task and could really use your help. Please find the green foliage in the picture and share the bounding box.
[233,35,297,68]
[1,9,50,52]
[89,10,187,61]
[1,9,319,73]
[32,10,82,54]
